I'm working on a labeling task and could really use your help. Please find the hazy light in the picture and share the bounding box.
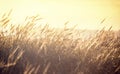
[0,0,120,30]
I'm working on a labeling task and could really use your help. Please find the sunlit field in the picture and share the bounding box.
[0,0,120,74]
[0,11,120,74]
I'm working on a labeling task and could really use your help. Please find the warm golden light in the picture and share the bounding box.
[0,0,120,30]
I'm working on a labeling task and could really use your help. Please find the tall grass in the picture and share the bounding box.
[0,12,120,74]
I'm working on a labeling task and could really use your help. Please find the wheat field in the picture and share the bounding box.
[0,12,120,74]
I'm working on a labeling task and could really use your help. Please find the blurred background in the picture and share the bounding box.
[0,0,120,30]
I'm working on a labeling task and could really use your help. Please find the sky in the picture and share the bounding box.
[0,0,120,30]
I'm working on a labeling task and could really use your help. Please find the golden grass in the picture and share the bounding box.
[0,11,120,74]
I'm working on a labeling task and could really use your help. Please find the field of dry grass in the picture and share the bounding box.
[0,12,120,74]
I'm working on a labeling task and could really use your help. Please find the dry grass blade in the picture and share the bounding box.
[43,62,51,74]
[8,46,19,60]
[115,66,120,72]
[34,65,40,74]
[24,63,33,74]
[100,18,106,24]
